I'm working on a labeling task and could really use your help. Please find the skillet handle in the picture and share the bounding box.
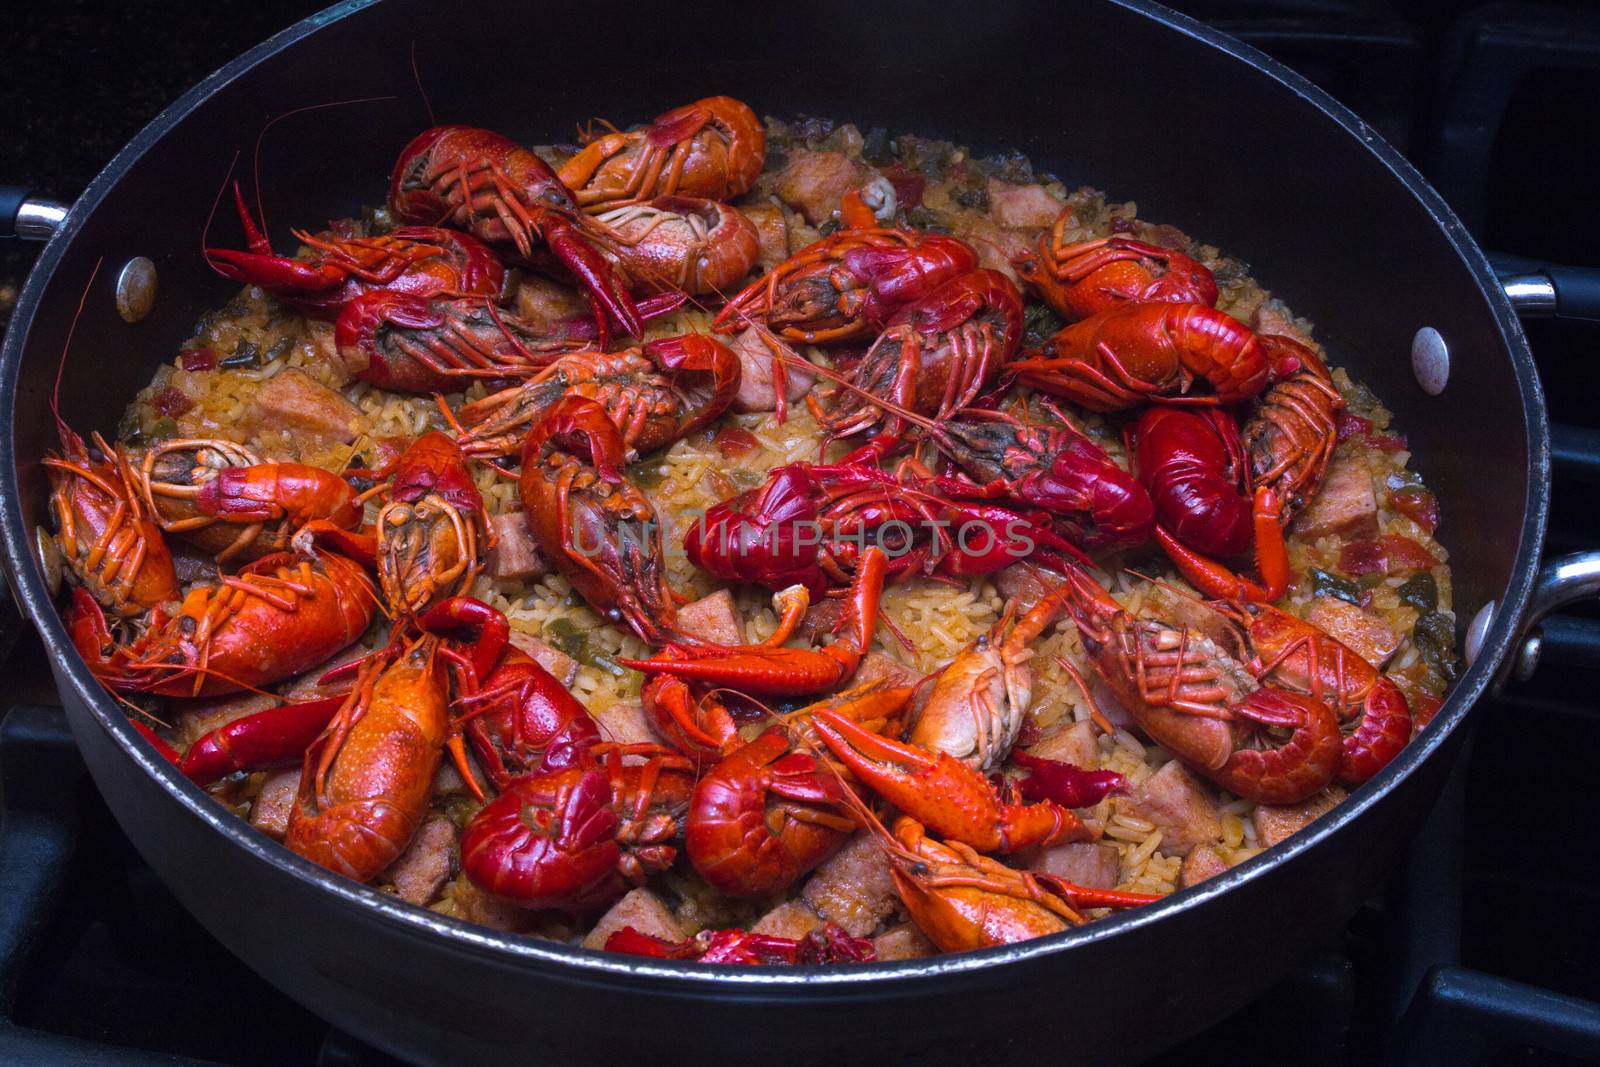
[0,186,70,241]
[1470,553,1600,684]
[1491,252,1600,322]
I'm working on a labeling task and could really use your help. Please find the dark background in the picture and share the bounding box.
[2,0,1597,300]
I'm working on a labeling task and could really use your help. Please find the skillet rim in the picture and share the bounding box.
[0,0,1550,990]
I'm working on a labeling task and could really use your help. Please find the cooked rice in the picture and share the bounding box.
[111,115,1458,933]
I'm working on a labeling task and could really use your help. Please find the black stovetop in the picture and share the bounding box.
[4,2,1600,1064]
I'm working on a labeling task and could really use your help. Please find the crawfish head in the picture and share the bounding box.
[815,268,1021,438]
[684,464,827,595]
[518,396,676,644]
[464,649,602,787]
[206,178,506,317]
[336,291,577,394]
[716,230,979,342]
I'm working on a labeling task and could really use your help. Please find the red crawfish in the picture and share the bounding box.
[1057,566,1342,805]
[372,432,489,619]
[285,596,507,883]
[44,424,179,617]
[685,725,858,898]
[1227,601,1413,786]
[881,816,1158,952]
[179,694,345,786]
[1011,301,1270,411]
[641,673,911,762]
[680,684,912,898]
[903,583,1084,772]
[812,707,1092,855]
[67,547,376,698]
[921,405,1155,551]
[1131,405,1290,603]
[387,125,641,346]
[1014,228,1217,321]
[557,95,766,210]
[604,922,875,965]
[620,545,888,698]
[810,268,1022,439]
[714,228,979,343]
[309,432,492,621]
[458,646,603,790]
[205,183,505,318]
[517,395,678,645]
[1242,335,1344,529]
[683,443,1082,598]
[460,746,695,913]
[334,289,691,395]
[136,439,361,564]
[590,196,760,295]
[455,333,740,459]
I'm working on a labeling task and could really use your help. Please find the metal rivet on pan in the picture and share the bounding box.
[115,256,157,323]
[1464,599,1495,667]
[35,525,62,598]
[1514,632,1542,682]
[1411,327,1449,395]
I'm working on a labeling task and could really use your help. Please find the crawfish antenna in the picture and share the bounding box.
[247,95,400,242]
[52,257,105,443]
[408,41,435,127]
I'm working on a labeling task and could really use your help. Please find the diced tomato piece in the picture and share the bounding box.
[178,347,218,371]
[1338,534,1439,577]
[1379,534,1438,574]
[1411,692,1443,729]
[150,387,194,418]
[1366,431,1409,452]
[1014,715,1044,750]
[370,435,411,475]
[881,165,925,211]
[1389,488,1439,534]
[715,427,760,458]
[1335,412,1372,441]
[1339,539,1388,576]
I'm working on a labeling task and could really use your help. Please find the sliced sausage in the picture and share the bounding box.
[1252,786,1347,849]
[485,511,549,580]
[1178,843,1229,888]
[986,179,1065,230]
[774,151,866,225]
[382,814,458,907]
[1033,841,1121,888]
[582,887,685,949]
[800,831,899,937]
[248,768,299,840]
[248,368,368,444]
[751,900,824,939]
[873,923,938,961]
[674,589,746,646]
[1305,596,1404,668]
[1293,457,1379,541]
[1025,720,1098,769]
[727,327,816,413]
[1121,761,1223,857]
